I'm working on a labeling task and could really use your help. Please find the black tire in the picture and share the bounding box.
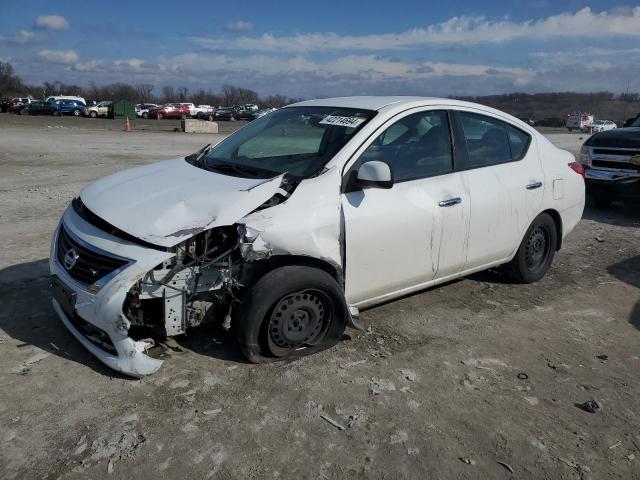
[53,110,61,116]
[504,213,557,283]
[89,111,97,118]
[18,108,27,115]
[142,112,149,119]
[207,114,214,122]
[591,193,613,209]
[158,113,163,120]
[73,109,80,116]
[233,266,347,363]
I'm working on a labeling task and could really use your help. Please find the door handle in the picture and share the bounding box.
[526,181,543,190]
[438,197,462,207]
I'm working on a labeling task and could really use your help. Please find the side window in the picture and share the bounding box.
[359,110,453,182]
[506,124,530,160]
[458,112,512,169]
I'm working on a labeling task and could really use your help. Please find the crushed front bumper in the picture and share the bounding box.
[50,205,174,377]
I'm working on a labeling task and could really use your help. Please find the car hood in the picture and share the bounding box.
[79,158,284,247]
[586,127,640,148]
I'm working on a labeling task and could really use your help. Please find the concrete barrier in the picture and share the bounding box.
[181,119,219,134]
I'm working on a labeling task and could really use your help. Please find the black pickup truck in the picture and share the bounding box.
[579,118,640,207]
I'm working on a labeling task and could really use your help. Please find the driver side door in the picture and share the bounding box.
[342,109,470,307]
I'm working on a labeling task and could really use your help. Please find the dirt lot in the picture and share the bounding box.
[1,114,639,479]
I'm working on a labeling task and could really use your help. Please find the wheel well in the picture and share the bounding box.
[542,209,563,250]
[240,255,343,290]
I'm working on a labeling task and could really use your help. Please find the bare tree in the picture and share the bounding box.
[162,86,176,103]
[136,83,154,103]
[177,86,189,102]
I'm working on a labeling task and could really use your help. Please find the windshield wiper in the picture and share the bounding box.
[186,144,213,167]
[205,161,268,178]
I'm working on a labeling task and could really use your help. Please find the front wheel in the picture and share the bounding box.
[504,213,557,283]
[89,111,97,118]
[233,266,347,363]
[142,112,149,119]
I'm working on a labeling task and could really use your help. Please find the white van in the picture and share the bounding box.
[45,95,86,105]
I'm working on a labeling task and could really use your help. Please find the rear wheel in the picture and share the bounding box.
[504,213,557,283]
[52,110,61,116]
[142,112,149,119]
[89,111,97,118]
[73,108,81,116]
[233,266,347,363]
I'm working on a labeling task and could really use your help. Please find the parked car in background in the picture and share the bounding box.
[1,98,13,112]
[233,104,259,120]
[250,108,277,121]
[50,99,86,116]
[46,95,87,105]
[25,101,58,116]
[579,124,640,207]
[566,112,594,131]
[192,105,214,119]
[135,103,159,119]
[582,120,616,133]
[623,113,640,128]
[148,103,190,119]
[49,96,584,376]
[7,97,33,114]
[83,101,112,118]
[213,107,236,121]
[517,117,536,126]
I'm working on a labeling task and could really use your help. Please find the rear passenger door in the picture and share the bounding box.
[452,110,544,269]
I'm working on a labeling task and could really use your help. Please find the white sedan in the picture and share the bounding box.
[583,120,617,133]
[50,96,585,376]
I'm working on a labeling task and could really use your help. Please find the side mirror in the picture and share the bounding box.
[356,161,393,189]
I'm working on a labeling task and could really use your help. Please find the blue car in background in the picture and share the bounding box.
[50,99,86,116]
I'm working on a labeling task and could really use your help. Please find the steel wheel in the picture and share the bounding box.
[266,289,332,357]
[524,225,550,274]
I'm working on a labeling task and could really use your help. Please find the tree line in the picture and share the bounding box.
[0,61,300,108]
[2,60,640,121]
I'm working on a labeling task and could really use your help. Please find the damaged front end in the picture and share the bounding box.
[123,225,243,340]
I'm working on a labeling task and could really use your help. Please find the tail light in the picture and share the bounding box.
[568,162,585,178]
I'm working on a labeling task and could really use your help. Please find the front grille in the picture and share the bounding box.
[56,225,128,286]
[592,160,640,172]
[593,148,640,157]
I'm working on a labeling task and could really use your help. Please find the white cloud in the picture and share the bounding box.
[0,30,38,45]
[37,49,79,64]
[193,7,640,53]
[35,15,69,31]
[225,20,253,32]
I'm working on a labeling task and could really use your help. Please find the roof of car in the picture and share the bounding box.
[291,96,439,111]
[289,95,538,135]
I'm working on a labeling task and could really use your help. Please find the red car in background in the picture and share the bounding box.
[148,103,191,119]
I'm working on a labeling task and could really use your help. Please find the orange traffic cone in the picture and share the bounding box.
[124,116,133,132]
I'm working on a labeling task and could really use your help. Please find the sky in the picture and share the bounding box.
[1,0,640,98]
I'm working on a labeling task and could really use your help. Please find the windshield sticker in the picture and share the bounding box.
[319,115,366,128]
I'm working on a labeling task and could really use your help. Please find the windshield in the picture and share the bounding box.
[201,106,375,178]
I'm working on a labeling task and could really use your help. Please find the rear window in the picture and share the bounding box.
[457,112,531,169]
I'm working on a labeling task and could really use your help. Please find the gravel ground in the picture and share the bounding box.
[1,114,639,479]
